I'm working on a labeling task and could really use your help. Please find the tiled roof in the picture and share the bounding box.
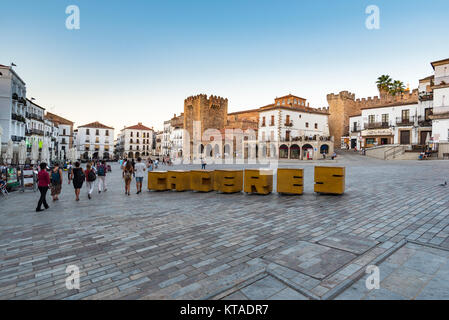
[361,101,418,110]
[419,75,434,82]
[259,105,330,115]
[45,112,74,125]
[124,123,153,131]
[78,121,114,129]
[431,58,449,69]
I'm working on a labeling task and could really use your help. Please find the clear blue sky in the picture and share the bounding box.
[1,0,448,134]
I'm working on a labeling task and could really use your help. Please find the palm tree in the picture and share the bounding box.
[376,75,393,91]
[390,80,405,96]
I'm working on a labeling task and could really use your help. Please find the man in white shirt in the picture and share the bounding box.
[134,157,146,194]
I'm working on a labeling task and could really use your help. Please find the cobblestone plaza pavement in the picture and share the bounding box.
[1,152,449,300]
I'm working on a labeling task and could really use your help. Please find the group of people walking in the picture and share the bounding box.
[120,157,147,195]
[35,160,109,211]
[35,156,164,211]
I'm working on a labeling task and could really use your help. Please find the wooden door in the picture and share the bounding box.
[400,131,410,145]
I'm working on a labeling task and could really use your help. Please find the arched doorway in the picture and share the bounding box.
[214,144,220,158]
[93,152,99,160]
[261,145,267,158]
[223,144,231,157]
[135,152,140,158]
[290,144,300,159]
[205,144,213,157]
[128,151,134,159]
[103,152,110,160]
[320,144,329,154]
[269,144,277,158]
[302,144,313,160]
[83,152,89,160]
[199,144,204,154]
[279,145,289,159]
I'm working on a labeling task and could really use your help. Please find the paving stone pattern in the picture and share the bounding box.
[1,152,449,299]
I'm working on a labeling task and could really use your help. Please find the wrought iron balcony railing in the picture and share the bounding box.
[395,116,416,126]
[364,122,391,129]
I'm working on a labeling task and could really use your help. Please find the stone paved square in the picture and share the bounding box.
[317,234,379,255]
[263,241,357,279]
[336,242,449,300]
[1,152,449,299]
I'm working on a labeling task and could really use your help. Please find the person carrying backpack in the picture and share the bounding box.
[85,163,96,200]
[50,162,63,201]
[97,160,108,193]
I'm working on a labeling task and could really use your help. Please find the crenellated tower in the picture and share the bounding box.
[183,94,228,157]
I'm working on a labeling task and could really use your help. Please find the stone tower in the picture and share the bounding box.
[183,94,228,157]
[327,91,358,148]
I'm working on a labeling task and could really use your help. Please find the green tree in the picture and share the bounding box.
[390,80,405,96]
[376,75,392,91]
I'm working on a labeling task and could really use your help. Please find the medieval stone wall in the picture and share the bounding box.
[327,89,419,148]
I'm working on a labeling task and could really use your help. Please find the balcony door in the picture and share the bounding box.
[401,110,410,122]
[400,130,410,145]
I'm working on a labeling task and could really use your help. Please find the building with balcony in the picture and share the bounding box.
[170,114,183,159]
[45,112,74,160]
[162,120,172,156]
[0,64,27,153]
[154,131,163,157]
[25,99,45,153]
[76,121,114,160]
[44,117,59,160]
[430,58,449,157]
[257,95,333,160]
[118,122,153,160]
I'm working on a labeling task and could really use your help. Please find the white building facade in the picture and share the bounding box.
[430,58,449,157]
[119,123,154,159]
[25,99,45,153]
[356,102,433,148]
[257,95,333,160]
[76,122,114,160]
[0,64,27,150]
[162,120,172,156]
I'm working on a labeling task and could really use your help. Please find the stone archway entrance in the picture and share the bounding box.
[302,144,313,160]
[279,145,288,159]
[290,144,300,159]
